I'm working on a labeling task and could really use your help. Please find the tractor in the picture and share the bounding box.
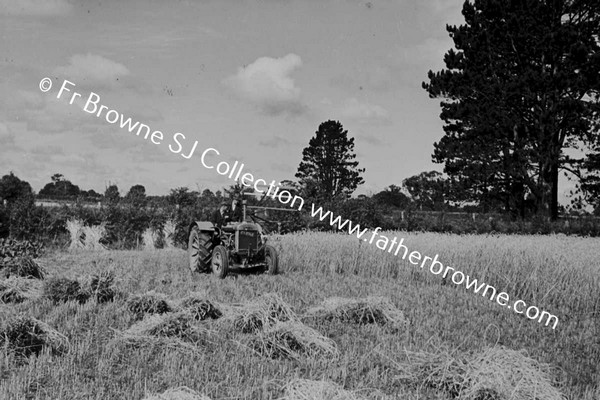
[187,198,279,279]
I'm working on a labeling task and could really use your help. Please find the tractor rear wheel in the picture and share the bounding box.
[211,245,229,279]
[264,245,278,275]
[188,226,213,273]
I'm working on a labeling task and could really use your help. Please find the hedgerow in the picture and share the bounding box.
[2,199,600,250]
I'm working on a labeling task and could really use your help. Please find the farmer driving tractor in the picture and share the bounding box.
[210,201,232,229]
[210,193,244,229]
[230,193,244,223]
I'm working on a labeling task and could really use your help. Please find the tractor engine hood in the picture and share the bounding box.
[235,222,262,232]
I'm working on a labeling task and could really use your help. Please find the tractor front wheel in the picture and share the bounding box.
[188,226,213,273]
[211,245,229,279]
[264,245,278,275]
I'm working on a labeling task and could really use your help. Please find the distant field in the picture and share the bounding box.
[1,231,599,399]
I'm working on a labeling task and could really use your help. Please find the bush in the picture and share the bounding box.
[0,238,43,259]
[1,256,45,280]
[43,277,88,304]
[88,271,116,303]
[171,205,205,248]
[100,204,168,249]
[338,197,388,230]
[8,197,49,240]
[0,315,68,358]
[0,204,8,238]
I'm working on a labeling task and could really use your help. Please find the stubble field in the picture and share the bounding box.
[1,231,599,400]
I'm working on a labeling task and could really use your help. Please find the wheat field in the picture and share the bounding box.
[0,231,598,399]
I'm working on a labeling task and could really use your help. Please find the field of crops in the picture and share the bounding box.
[1,231,599,399]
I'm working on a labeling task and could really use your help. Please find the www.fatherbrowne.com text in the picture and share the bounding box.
[40,77,560,330]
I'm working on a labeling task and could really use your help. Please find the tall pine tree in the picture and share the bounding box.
[296,120,365,203]
[423,0,600,219]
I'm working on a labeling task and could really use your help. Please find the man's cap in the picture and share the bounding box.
[220,201,229,207]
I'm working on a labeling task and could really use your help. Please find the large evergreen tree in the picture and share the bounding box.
[104,184,120,205]
[423,0,600,219]
[124,184,147,207]
[373,185,411,209]
[403,171,448,211]
[39,173,81,199]
[0,172,33,204]
[296,120,365,202]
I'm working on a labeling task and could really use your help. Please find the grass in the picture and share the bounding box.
[303,296,408,330]
[0,232,597,399]
[0,277,42,304]
[281,378,366,400]
[142,386,212,400]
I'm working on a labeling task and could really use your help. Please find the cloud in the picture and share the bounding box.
[224,53,306,116]
[16,90,44,110]
[0,0,72,16]
[403,37,454,71]
[428,0,464,22]
[0,123,16,149]
[9,90,104,134]
[30,144,65,156]
[53,53,131,90]
[0,54,157,136]
[331,66,394,92]
[258,136,291,148]
[360,133,384,146]
[269,162,293,174]
[340,97,391,125]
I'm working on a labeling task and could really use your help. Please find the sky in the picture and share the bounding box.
[1,0,481,198]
